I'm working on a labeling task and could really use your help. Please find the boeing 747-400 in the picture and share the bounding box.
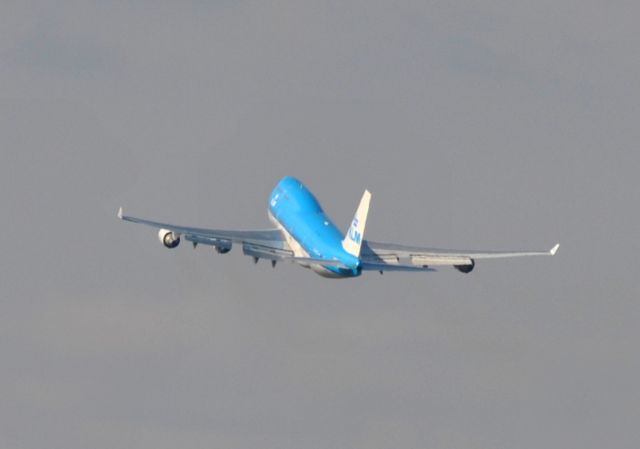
[118,176,558,278]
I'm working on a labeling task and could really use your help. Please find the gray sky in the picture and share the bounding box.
[1,1,638,448]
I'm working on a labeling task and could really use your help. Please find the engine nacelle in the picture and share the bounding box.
[454,259,475,273]
[215,244,231,254]
[158,228,180,248]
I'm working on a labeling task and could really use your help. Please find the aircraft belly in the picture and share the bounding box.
[310,264,350,278]
[269,211,355,278]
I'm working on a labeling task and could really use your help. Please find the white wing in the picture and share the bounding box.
[360,240,559,272]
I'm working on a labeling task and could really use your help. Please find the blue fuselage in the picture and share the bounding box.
[268,177,361,278]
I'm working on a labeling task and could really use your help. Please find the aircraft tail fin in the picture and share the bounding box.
[342,190,371,257]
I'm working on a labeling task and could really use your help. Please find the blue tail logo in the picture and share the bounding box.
[348,218,362,244]
[342,190,371,257]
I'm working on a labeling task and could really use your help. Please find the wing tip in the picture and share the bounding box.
[117,207,123,219]
[550,243,560,255]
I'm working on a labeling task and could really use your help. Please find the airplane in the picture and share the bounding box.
[118,176,559,279]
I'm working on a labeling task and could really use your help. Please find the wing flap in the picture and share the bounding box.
[240,242,350,268]
[360,261,436,272]
[410,255,473,266]
[242,242,293,259]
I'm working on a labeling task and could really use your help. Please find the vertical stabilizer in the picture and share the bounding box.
[342,190,371,257]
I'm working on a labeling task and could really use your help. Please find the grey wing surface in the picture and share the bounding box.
[360,240,559,272]
[118,207,294,261]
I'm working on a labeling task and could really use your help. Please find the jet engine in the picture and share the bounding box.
[215,244,231,254]
[454,259,475,273]
[158,229,180,248]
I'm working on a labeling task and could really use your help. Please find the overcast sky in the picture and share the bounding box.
[1,1,639,448]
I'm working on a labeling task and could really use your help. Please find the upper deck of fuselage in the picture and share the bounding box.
[270,176,324,214]
[268,177,359,274]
